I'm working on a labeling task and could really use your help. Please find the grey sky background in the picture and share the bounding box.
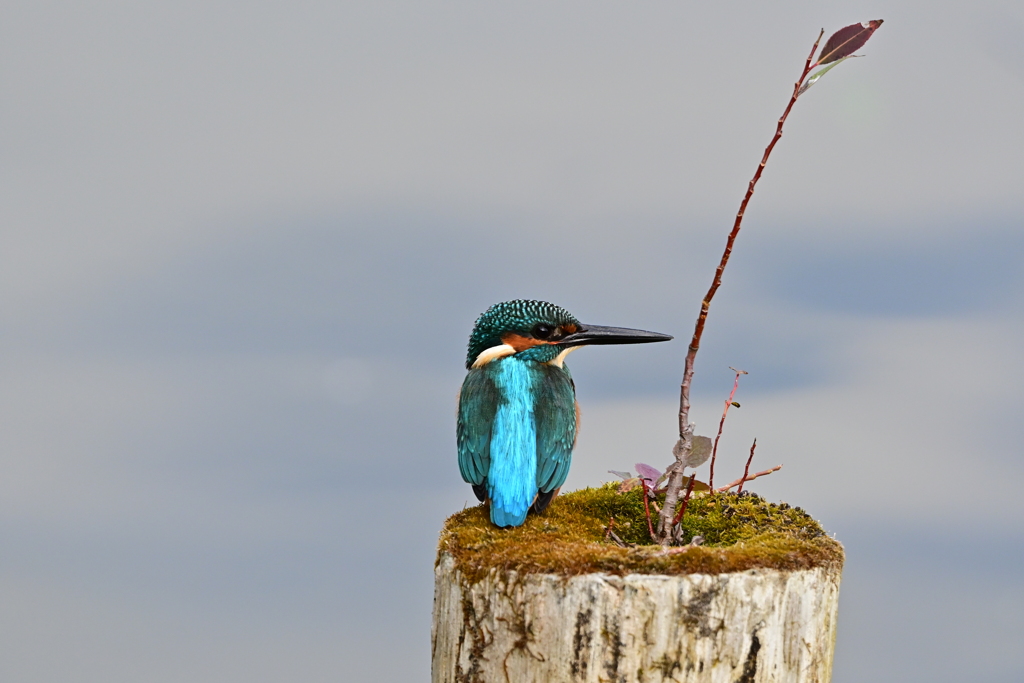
[2,1,1023,681]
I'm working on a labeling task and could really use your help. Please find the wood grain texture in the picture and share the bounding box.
[432,552,841,683]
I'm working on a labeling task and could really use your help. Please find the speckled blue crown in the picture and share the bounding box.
[466,300,580,369]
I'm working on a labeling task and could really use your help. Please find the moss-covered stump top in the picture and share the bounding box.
[437,484,843,581]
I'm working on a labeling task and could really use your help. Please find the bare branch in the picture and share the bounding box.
[658,31,823,543]
[714,464,783,493]
[671,473,698,528]
[709,368,746,490]
[607,530,630,548]
[642,479,656,541]
[737,438,757,495]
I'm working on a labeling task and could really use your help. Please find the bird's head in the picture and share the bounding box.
[465,299,672,369]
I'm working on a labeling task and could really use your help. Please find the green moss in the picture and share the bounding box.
[438,484,844,582]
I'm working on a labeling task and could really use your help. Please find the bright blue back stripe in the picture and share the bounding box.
[487,357,537,527]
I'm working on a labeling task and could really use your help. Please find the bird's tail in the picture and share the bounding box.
[489,503,528,528]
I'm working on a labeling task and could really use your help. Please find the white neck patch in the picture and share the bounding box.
[471,344,516,368]
[548,345,582,368]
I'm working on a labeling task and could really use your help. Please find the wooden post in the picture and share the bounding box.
[432,552,841,683]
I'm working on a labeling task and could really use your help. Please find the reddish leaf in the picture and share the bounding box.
[635,462,663,483]
[816,20,883,66]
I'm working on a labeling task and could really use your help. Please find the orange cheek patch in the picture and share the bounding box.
[501,333,553,352]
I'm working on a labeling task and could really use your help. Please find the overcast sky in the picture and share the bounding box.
[2,2,1023,681]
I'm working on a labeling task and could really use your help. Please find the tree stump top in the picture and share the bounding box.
[437,485,843,582]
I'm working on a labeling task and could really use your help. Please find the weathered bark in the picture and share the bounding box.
[432,552,841,683]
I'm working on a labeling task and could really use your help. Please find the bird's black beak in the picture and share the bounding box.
[556,324,673,347]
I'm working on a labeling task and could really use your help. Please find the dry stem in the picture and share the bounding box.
[671,474,698,527]
[737,438,757,495]
[658,30,823,543]
[715,464,783,493]
[642,481,656,540]
[709,368,746,490]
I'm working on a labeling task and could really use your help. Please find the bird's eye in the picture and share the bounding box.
[533,323,554,339]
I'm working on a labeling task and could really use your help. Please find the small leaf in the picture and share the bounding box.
[684,435,713,468]
[798,56,855,96]
[685,476,711,493]
[617,477,641,493]
[815,20,883,67]
[608,470,632,480]
[635,462,663,483]
[731,402,741,408]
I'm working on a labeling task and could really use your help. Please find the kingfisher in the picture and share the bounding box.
[457,299,672,527]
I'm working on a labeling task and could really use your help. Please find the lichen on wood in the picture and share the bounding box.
[432,555,842,683]
[437,484,843,583]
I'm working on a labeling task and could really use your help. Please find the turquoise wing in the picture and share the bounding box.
[534,364,577,494]
[457,367,500,487]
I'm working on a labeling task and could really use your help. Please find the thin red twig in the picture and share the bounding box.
[671,474,698,527]
[658,31,823,543]
[642,482,656,541]
[604,517,615,540]
[709,368,746,490]
[737,438,757,495]
[715,464,783,493]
